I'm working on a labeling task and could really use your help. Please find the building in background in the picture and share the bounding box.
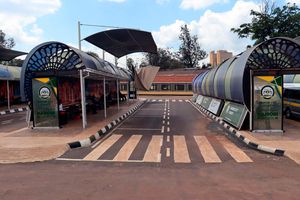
[120,68,207,96]
[209,50,233,68]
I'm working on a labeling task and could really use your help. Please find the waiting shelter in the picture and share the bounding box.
[21,41,133,129]
[0,47,27,110]
[192,37,300,133]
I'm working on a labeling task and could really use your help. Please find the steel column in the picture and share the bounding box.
[103,77,107,118]
[80,69,87,128]
[7,80,10,110]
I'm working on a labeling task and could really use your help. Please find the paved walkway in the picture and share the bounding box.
[240,118,300,164]
[0,100,141,163]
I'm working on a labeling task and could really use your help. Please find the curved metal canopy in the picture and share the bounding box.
[193,37,300,109]
[0,47,27,61]
[21,41,132,102]
[84,29,157,58]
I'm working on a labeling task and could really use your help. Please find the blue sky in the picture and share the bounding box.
[0,0,299,67]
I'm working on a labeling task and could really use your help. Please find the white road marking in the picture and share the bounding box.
[162,120,165,124]
[1,119,13,124]
[143,135,163,162]
[161,126,165,133]
[217,136,253,163]
[179,100,183,102]
[173,135,191,163]
[167,121,170,125]
[113,135,142,161]
[185,100,189,102]
[163,115,166,119]
[194,136,221,163]
[172,100,176,102]
[167,127,170,132]
[117,128,161,131]
[166,148,170,157]
[84,134,122,160]
[167,136,170,142]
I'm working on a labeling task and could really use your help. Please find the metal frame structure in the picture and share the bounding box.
[192,37,300,109]
[20,41,132,128]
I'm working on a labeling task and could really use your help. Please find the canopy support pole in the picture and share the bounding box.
[103,77,107,118]
[117,79,120,110]
[80,69,87,128]
[7,80,10,110]
[127,81,130,101]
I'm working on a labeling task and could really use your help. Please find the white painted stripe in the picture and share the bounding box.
[18,108,23,111]
[56,158,144,163]
[167,121,170,125]
[152,99,156,102]
[179,100,183,102]
[1,119,13,124]
[167,116,170,120]
[84,134,122,160]
[162,120,165,124]
[185,100,189,102]
[217,137,253,163]
[167,136,170,142]
[161,126,165,133]
[0,111,5,115]
[167,127,170,132]
[172,100,176,102]
[80,138,91,147]
[107,124,112,129]
[9,110,15,113]
[143,135,163,162]
[113,135,142,161]
[95,133,100,140]
[166,147,170,157]
[101,127,107,133]
[194,136,221,163]
[117,128,161,131]
[163,115,166,119]
[158,100,163,102]
[173,135,191,163]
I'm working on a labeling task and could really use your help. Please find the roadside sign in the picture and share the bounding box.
[32,77,59,128]
[200,96,212,109]
[220,101,248,129]
[208,98,223,115]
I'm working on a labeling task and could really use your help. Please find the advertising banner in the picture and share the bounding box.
[32,77,59,128]
[200,96,212,109]
[208,98,223,115]
[196,95,204,105]
[220,101,248,129]
[252,76,283,131]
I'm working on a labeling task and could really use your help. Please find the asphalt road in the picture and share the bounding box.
[0,99,299,200]
[0,112,27,133]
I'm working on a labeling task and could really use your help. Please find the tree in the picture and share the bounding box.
[0,30,15,49]
[177,24,207,68]
[231,1,300,44]
[144,48,183,70]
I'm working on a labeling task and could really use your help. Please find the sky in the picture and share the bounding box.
[0,0,299,67]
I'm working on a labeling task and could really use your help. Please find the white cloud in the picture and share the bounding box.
[0,0,61,49]
[153,0,259,61]
[180,0,229,10]
[286,0,300,4]
[152,20,186,48]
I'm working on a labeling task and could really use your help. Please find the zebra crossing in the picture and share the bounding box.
[148,99,190,103]
[58,134,253,164]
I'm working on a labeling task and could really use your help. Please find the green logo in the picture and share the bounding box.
[39,87,51,99]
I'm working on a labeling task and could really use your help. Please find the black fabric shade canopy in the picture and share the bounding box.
[84,29,157,58]
[0,47,27,61]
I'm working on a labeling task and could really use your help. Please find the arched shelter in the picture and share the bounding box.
[193,37,300,132]
[21,41,132,128]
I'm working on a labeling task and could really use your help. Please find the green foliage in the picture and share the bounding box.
[231,1,300,44]
[178,24,207,68]
[0,30,15,49]
[144,48,183,69]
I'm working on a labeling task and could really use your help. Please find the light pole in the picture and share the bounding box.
[77,21,128,128]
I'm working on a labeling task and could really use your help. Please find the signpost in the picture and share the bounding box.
[252,76,283,132]
[32,77,59,128]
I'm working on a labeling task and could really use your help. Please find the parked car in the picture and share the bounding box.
[283,87,300,119]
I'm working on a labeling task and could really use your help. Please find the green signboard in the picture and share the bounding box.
[201,96,212,109]
[220,101,248,129]
[32,77,59,128]
[252,76,282,131]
